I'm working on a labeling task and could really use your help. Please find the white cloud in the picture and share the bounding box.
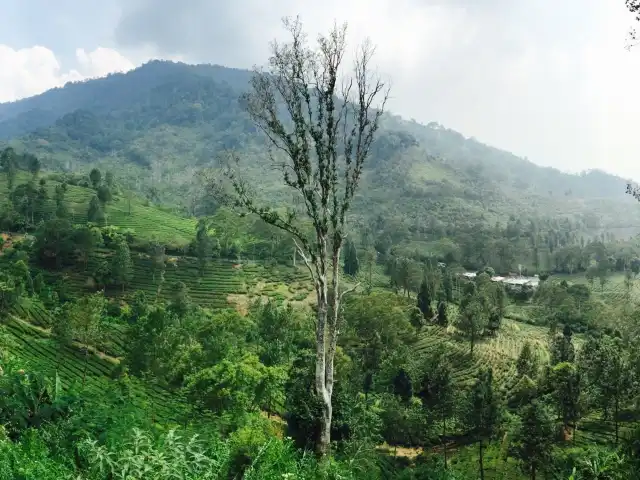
[0,45,136,103]
[0,45,81,102]
[75,47,135,78]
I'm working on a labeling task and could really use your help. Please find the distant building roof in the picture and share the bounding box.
[459,271,539,287]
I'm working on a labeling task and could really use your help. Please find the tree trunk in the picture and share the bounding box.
[83,345,88,386]
[615,395,619,445]
[478,439,484,480]
[442,412,447,469]
[314,261,331,457]
[316,246,343,458]
[55,350,62,370]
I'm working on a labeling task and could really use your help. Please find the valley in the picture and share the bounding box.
[0,36,640,480]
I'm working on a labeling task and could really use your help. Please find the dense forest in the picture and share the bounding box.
[1,15,640,480]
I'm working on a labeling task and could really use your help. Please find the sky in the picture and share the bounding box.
[1,0,639,179]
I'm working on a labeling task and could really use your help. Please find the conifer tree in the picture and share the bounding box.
[550,324,575,365]
[148,237,166,284]
[458,294,486,355]
[420,352,455,467]
[442,270,454,302]
[27,154,40,178]
[393,368,413,405]
[54,183,69,219]
[343,239,360,276]
[97,185,112,205]
[463,368,500,480]
[0,147,17,192]
[516,341,538,378]
[111,238,133,292]
[513,400,554,480]
[88,196,105,225]
[67,292,106,385]
[437,300,448,326]
[417,278,433,320]
[169,281,191,318]
[195,219,213,277]
[549,362,581,439]
[89,168,102,189]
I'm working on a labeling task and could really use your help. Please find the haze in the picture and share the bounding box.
[1,1,639,180]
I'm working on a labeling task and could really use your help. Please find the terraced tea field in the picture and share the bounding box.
[556,271,640,305]
[1,314,186,423]
[413,317,636,465]
[414,318,585,396]
[0,173,196,246]
[56,249,314,312]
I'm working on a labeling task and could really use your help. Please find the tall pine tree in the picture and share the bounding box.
[436,300,448,326]
[393,368,413,405]
[87,196,105,225]
[195,219,213,277]
[513,400,554,480]
[111,238,133,292]
[463,368,500,480]
[417,278,434,321]
[516,341,538,378]
[420,352,455,468]
[442,269,454,302]
[343,239,360,276]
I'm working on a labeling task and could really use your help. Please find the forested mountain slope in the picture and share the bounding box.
[1,60,638,235]
[4,59,640,479]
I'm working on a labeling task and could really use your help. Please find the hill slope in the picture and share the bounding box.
[1,60,639,236]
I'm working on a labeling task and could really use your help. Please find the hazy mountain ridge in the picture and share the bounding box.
[0,60,638,231]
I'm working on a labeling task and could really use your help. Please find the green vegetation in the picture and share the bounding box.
[1,14,640,480]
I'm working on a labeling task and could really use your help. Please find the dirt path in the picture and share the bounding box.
[0,232,22,253]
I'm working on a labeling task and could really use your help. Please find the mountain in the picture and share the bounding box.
[1,59,639,239]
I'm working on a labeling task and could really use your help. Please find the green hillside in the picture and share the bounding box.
[1,60,638,238]
[3,54,640,479]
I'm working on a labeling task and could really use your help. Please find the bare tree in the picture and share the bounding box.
[215,17,389,456]
[626,0,640,49]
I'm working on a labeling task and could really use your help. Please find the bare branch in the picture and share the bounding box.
[626,1,640,49]
[339,282,361,303]
[626,182,640,202]
[292,237,316,282]
[337,39,390,239]
[213,151,315,260]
